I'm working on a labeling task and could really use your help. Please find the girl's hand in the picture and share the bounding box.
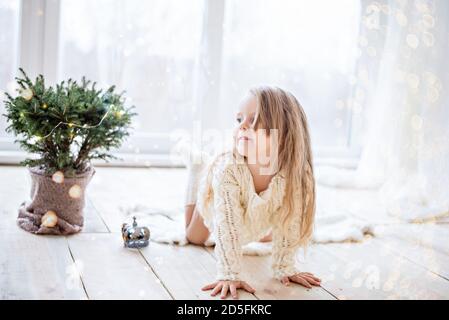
[202,280,256,299]
[280,272,321,288]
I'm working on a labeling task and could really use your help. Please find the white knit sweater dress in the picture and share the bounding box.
[186,151,302,281]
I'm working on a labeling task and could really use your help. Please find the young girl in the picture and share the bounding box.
[184,86,321,299]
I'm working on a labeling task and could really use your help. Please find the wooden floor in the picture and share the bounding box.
[1,165,448,300]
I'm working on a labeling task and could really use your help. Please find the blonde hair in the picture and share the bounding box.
[200,86,316,248]
[250,86,316,248]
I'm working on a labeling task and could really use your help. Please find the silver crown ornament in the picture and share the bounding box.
[121,216,150,248]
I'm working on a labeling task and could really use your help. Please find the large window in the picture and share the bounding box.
[0,0,363,163]
[58,0,205,154]
[0,0,20,151]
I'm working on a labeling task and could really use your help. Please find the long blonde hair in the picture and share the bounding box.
[201,86,316,248]
[250,86,316,247]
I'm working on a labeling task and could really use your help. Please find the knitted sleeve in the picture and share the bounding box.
[212,165,245,281]
[271,208,302,280]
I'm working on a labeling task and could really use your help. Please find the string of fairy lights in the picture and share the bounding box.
[19,87,123,141]
[39,108,114,140]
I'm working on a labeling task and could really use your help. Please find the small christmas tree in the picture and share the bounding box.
[3,68,136,176]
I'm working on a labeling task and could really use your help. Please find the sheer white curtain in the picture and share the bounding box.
[215,0,362,152]
[317,0,449,222]
[0,0,20,151]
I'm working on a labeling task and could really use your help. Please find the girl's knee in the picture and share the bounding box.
[186,228,208,246]
[185,220,209,245]
[185,207,209,245]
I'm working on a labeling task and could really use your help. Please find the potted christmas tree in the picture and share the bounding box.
[3,69,136,235]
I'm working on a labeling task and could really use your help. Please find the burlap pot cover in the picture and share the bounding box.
[17,166,95,235]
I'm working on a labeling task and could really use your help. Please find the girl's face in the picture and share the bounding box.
[234,95,272,165]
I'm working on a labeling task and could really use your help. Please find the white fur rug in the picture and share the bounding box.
[120,204,374,256]
[313,210,374,243]
[120,205,273,256]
